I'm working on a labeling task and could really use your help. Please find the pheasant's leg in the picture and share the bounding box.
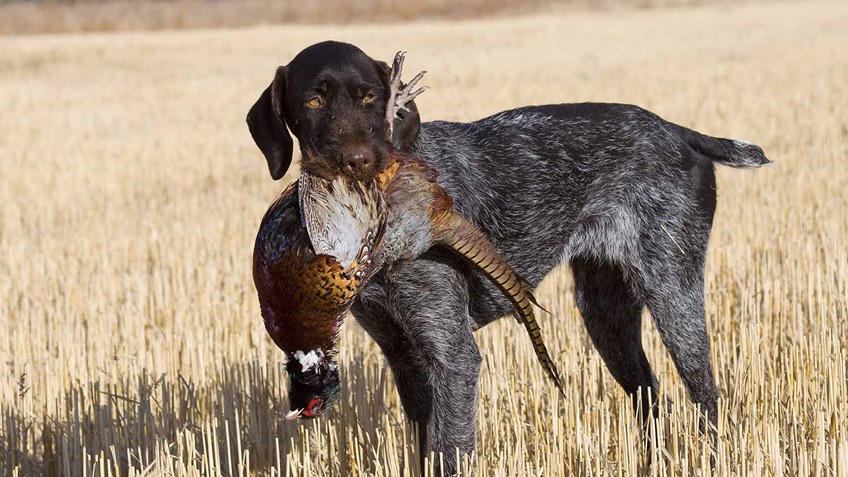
[352,251,479,477]
[385,51,427,140]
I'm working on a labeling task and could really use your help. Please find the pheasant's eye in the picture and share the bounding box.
[306,96,324,108]
[362,93,375,104]
[302,397,324,417]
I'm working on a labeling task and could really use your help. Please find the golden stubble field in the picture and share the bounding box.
[1,1,846,475]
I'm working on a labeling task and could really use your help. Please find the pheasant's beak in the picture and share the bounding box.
[285,408,302,420]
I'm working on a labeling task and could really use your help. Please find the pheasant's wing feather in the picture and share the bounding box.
[299,174,385,272]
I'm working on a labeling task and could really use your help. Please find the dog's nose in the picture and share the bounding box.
[341,145,374,173]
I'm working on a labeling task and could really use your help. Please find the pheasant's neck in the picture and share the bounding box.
[288,346,339,374]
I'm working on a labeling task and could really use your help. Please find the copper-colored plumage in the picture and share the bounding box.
[252,177,383,353]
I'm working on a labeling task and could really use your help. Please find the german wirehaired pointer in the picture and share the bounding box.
[246,40,769,473]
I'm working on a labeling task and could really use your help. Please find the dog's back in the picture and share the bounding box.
[410,102,769,323]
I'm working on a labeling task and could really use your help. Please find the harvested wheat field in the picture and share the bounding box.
[1,1,846,475]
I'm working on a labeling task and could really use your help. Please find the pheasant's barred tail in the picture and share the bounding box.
[434,213,565,395]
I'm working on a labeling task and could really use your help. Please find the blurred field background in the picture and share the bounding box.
[0,0,771,35]
[1,0,846,475]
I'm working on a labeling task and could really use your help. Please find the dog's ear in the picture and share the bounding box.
[246,66,292,181]
[377,60,421,152]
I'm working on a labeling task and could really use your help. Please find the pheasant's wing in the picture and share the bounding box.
[299,174,385,277]
[253,182,364,351]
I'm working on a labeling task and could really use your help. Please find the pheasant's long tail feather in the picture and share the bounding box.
[433,213,565,396]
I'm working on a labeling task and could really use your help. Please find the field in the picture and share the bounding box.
[0,0,766,35]
[1,1,846,475]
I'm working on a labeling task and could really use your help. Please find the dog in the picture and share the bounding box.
[246,40,769,474]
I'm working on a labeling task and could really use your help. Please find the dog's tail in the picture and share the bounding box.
[672,124,771,168]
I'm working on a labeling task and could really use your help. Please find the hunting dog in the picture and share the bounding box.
[247,40,769,473]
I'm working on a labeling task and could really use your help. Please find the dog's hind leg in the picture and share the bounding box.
[636,218,719,439]
[638,255,719,474]
[643,272,718,430]
[571,257,659,425]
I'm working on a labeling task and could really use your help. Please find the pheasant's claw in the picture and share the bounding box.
[390,51,405,79]
[385,51,427,140]
[402,69,426,92]
[395,84,428,117]
[394,69,427,112]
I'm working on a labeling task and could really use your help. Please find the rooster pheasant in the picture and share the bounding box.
[253,53,563,420]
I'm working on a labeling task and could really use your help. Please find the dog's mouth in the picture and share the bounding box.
[301,148,390,182]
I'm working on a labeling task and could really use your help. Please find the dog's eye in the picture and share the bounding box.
[306,96,324,109]
[362,93,375,104]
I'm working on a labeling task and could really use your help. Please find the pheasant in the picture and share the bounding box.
[252,53,564,421]
[252,177,381,419]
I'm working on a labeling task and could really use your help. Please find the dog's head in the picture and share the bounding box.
[247,41,421,181]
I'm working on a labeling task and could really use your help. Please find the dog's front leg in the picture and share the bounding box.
[353,253,480,476]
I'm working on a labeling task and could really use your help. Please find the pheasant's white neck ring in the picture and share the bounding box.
[292,348,330,373]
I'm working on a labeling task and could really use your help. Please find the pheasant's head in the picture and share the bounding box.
[283,348,341,420]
